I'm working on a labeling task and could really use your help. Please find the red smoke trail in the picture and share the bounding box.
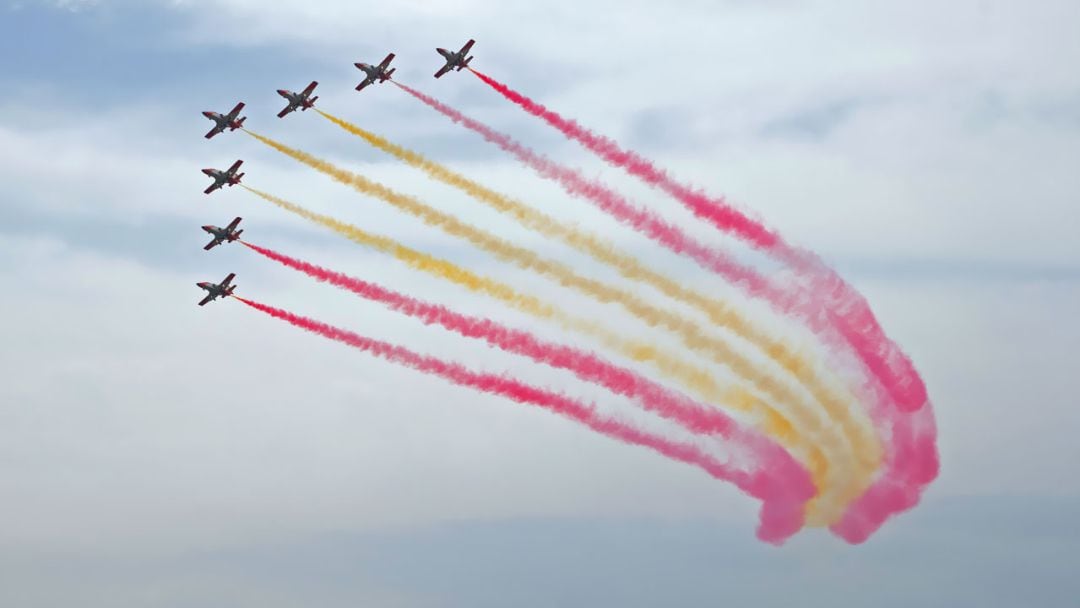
[392,81,774,298]
[831,406,940,543]
[240,241,814,529]
[234,295,810,543]
[408,76,938,539]
[467,68,927,414]
[468,67,780,250]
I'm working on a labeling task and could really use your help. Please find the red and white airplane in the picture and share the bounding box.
[196,273,236,306]
[434,39,475,78]
[202,160,244,195]
[355,53,396,91]
[277,81,319,118]
[202,102,246,139]
[201,217,243,251]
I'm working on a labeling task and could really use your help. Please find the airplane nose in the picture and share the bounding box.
[201,168,213,175]
[202,111,213,117]
[201,225,213,231]
[277,89,288,95]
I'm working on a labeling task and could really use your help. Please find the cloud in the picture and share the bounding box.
[2,5,1080,604]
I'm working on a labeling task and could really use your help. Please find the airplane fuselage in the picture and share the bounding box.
[202,168,241,188]
[278,90,314,108]
[202,169,228,188]
[203,111,227,128]
[202,225,227,238]
[438,48,464,64]
[358,64,388,80]
[434,40,474,77]
[196,281,234,301]
[197,282,225,298]
[201,107,245,134]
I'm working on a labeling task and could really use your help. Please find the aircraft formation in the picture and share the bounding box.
[196,39,475,303]
[192,36,936,547]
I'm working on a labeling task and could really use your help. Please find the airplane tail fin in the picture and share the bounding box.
[386,68,396,79]
[232,229,243,240]
[306,96,319,108]
[463,56,473,68]
[235,116,247,128]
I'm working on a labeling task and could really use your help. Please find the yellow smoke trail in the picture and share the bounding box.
[249,129,874,524]
[244,131,862,523]
[241,184,825,476]
[313,111,882,523]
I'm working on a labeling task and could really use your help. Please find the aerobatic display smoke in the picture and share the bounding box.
[468,67,927,413]
[207,58,938,542]
[234,295,812,543]
[239,185,816,473]
[463,68,938,542]
[244,129,884,522]
[393,76,938,540]
[311,109,886,522]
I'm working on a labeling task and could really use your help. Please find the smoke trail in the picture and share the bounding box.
[468,67,779,249]
[832,406,939,543]
[243,129,868,523]
[391,83,771,296]
[369,96,881,523]
[469,67,927,413]
[240,185,832,514]
[465,69,938,536]
[241,240,815,486]
[234,295,812,543]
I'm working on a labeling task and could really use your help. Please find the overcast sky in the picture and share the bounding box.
[1,0,1078,606]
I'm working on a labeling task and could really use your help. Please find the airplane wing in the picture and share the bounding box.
[227,160,243,175]
[204,183,220,195]
[220,273,236,289]
[204,238,221,251]
[356,77,373,91]
[434,64,453,79]
[198,294,214,306]
[379,53,396,69]
[225,217,242,232]
[277,104,295,118]
[227,102,245,120]
[459,39,475,55]
[301,81,318,97]
[204,126,222,139]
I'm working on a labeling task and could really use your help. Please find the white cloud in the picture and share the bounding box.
[2,0,1080,576]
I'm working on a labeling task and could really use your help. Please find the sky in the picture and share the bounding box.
[1,0,1079,605]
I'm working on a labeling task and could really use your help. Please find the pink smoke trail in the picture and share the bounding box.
[399,77,938,540]
[467,67,927,414]
[241,241,814,520]
[392,81,773,297]
[235,295,810,543]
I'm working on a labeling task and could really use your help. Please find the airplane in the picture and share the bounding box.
[434,39,475,78]
[277,81,319,118]
[202,102,247,139]
[196,272,237,306]
[354,53,396,91]
[202,160,244,195]
[202,217,243,251]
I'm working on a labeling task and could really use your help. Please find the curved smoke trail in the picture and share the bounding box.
[244,129,870,523]
[312,109,887,523]
[379,91,885,525]
[237,185,829,493]
[464,68,938,541]
[239,240,815,520]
